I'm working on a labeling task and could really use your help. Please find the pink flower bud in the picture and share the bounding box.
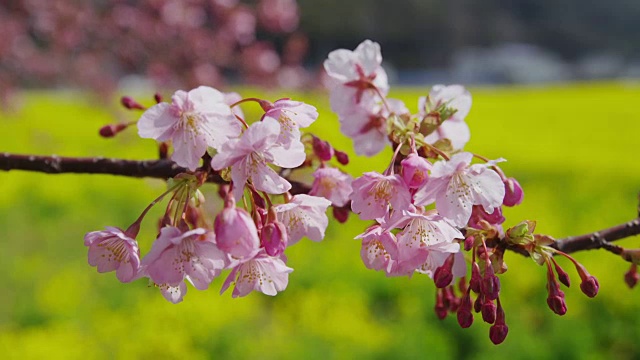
[502,177,524,207]
[464,235,475,251]
[312,136,334,161]
[400,153,432,188]
[334,150,349,165]
[261,221,288,257]
[214,197,260,259]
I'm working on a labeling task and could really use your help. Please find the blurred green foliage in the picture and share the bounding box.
[1,84,640,359]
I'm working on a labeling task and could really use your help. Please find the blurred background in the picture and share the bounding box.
[1,0,640,359]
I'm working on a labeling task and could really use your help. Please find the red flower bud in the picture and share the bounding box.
[312,136,334,161]
[489,298,508,345]
[552,259,571,287]
[580,276,599,298]
[434,255,455,288]
[121,96,146,110]
[434,290,448,320]
[332,206,349,223]
[99,123,128,138]
[625,263,639,289]
[457,292,474,328]
[481,298,497,324]
[334,150,349,165]
[469,262,481,293]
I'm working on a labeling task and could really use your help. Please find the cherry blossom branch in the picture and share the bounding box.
[3,151,640,256]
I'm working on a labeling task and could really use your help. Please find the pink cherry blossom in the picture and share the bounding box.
[355,225,397,272]
[390,211,462,277]
[414,152,505,227]
[210,116,306,200]
[324,39,389,115]
[220,252,293,297]
[309,167,353,207]
[138,86,242,171]
[350,172,411,220]
[338,98,408,157]
[274,194,331,245]
[157,281,187,304]
[84,226,141,283]
[214,197,261,260]
[262,98,318,148]
[141,227,228,291]
[421,85,472,150]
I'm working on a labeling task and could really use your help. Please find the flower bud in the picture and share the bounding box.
[502,177,524,207]
[552,259,571,287]
[474,294,483,313]
[334,150,349,165]
[261,221,288,257]
[489,301,508,345]
[481,298,497,324]
[546,278,567,316]
[574,261,599,297]
[121,96,146,110]
[433,254,455,288]
[580,276,599,298]
[332,206,350,223]
[434,290,448,320]
[99,123,128,138]
[625,263,639,289]
[154,92,163,104]
[456,291,474,328]
[400,153,431,188]
[312,136,334,161]
[214,196,260,259]
[469,262,481,293]
[481,263,501,300]
[464,236,474,251]
[546,293,567,316]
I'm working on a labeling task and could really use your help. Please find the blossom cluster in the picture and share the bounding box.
[85,85,355,302]
[322,40,598,344]
[85,39,601,345]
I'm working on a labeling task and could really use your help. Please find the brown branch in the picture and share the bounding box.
[0,152,309,193]
[2,152,640,256]
[553,218,640,254]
